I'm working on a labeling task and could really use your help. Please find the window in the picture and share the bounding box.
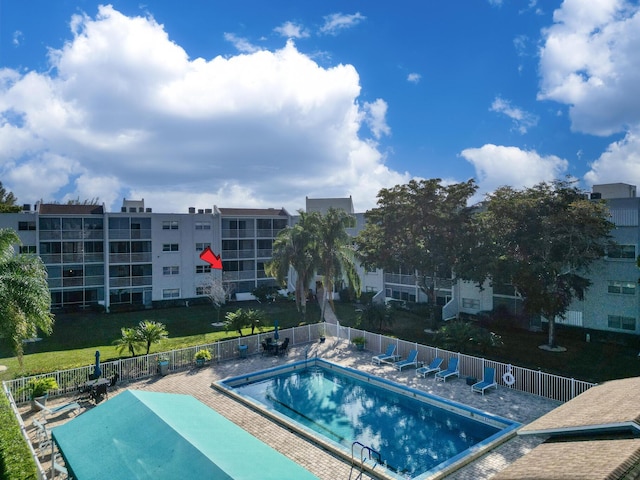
[18,221,36,231]
[196,265,211,274]
[195,222,211,230]
[462,298,481,309]
[162,243,179,252]
[195,242,210,252]
[162,288,180,299]
[196,286,210,296]
[163,266,179,275]
[162,220,179,230]
[19,245,37,254]
[607,244,636,259]
[607,315,636,331]
[608,281,636,295]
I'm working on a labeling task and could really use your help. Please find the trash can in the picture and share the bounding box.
[238,345,248,359]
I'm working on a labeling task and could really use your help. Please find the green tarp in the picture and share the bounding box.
[51,390,320,480]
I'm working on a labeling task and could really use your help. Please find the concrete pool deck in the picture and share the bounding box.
[21,339,560,479]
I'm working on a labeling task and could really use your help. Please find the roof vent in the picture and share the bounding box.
[198,209,204,214]
[205,208,212,214]
[188,207,196,214]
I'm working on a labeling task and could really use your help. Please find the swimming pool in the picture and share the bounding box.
[216,358,519,479]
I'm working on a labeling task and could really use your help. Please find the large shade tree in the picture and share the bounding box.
[0,228,54,366]
[356,179,478,303]
[265,211,319,319]
[456,180,614,348]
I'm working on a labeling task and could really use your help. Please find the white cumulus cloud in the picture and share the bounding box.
[0,5,407,213]
[461,144,569,195]
[538,0,640,136]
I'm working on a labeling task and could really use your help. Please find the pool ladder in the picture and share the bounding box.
[349,441,381,480]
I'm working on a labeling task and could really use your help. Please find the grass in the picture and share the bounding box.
[0,301,322,381]
[1,299,639,383]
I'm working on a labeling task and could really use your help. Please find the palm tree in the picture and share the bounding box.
[136,320,168,355]
[315,208,361,323]
[0,228,54,366]
[113,327,143,357]
[265,211,319,319]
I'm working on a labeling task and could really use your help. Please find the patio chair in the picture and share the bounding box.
[278,338,290,356]
[32,419,51,456]
[416,357,443,378]
[371,344,400,365]
[35,400,81,419]
[393,350,419,371]
[435,357,460,383]
[471,367,498,395]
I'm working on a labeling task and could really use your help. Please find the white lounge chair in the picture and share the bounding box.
[35,400,81,419]
[435,357,460,382]
[394,350,419,371]
[416,357,443,378]
[371,344,399,365]
[472,367,498,395]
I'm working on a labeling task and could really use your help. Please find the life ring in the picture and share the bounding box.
[503,365,515,386]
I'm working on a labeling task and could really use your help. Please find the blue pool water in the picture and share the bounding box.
[222,360,517,478]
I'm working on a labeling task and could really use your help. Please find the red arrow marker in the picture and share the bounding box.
[199,247,223,270]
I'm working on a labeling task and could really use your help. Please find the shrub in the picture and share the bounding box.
[194,349,212,361]
[0,393,38,479]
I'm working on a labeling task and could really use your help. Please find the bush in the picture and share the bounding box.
[194,349,212,361]
[0,393,38,479]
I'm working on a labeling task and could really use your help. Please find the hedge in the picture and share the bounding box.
[0,392,38,480]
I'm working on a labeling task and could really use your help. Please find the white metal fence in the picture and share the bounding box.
[4,322,594,405]
[334,323,596,403]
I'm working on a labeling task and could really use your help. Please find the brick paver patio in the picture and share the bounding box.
[20,338,560,479]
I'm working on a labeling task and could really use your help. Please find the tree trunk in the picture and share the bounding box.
[548,317,556,348]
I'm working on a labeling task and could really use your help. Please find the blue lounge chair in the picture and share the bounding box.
[371,344,399,365]
[416,357,443,378]
[35,400,81,419]
[435,357,460,382]
[472,367,498,395]
[394,350,419,371]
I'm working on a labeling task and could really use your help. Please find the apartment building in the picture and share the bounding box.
[2,186,637,335]
[0,200,291,311]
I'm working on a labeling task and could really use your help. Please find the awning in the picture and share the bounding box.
[52,390,320,479]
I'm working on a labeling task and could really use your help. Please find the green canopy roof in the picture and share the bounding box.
[52,390,320,480]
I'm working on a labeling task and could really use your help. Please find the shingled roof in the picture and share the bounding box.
[493,377,640,480]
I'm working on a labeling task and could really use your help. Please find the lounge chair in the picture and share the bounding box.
[416,357,444,378]
[435,357,460,382]
[394,350,419,371]
[472,367,498,395]
[35,400,81,419]
[371,344,400,365]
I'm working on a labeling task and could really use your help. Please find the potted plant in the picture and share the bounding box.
[20,377,59,409]
[194,349,212,367]
[352,336,367,351]
[157,354,170,376]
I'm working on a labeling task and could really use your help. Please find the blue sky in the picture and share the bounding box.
[1,1,639,213]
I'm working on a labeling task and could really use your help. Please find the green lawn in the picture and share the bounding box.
[1,300,639,383]
[0,301,322,381]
